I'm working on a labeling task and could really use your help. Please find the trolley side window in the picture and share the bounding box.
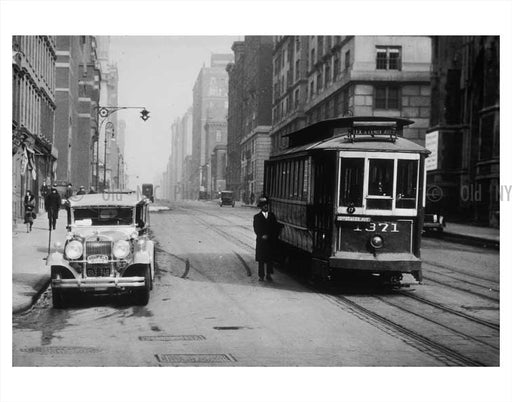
[339,157,364,207]
[367,159,394,209]
[396,159,418,209]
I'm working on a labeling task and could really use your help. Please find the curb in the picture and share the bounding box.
[423,231,499,250]
[13,276,51,315]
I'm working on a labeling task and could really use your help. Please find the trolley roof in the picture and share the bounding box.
[67,193,147,208]
[276,116,429,157]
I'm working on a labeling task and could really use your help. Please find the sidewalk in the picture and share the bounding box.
[443,222,500,244]
[12,212,67,314]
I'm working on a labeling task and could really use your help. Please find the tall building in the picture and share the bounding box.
[96,36,122,191]
[270,36,432,154]
[427,36,499,227]
[12,36,57,223]
[226,36,273,203]
[54,35,101,190]
[168,107,193,201]
[191,54,233,199]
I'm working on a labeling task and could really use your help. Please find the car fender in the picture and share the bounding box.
[133,249,151,265]
[46,252,71,269]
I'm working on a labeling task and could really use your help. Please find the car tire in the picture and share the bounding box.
[52,287,66,309]
[150,249,155,290]
[134,265,150,306]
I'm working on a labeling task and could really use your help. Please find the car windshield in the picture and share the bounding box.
[73,207,134,226]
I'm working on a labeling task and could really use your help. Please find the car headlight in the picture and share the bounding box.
[433,214,438,223]
[65,240,83,260]
[113,240,130,259]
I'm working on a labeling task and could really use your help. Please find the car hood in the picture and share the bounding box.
[69,225,136,240]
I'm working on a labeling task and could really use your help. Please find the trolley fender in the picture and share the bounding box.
[46,252,71,269]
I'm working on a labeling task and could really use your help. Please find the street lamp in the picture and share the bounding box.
[103,122,114,190]
[93,106,149,191]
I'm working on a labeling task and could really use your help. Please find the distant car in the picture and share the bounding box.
[47,193,155,308]
[423,213,445,232]
[219,191,235,207]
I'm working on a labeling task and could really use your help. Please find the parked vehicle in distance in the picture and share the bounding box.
[423,212,445,232]
[142,183,154,202]
[47,193,155,308]
[219,191,235,207]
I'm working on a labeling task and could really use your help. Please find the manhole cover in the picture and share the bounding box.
[213,326,245,330]
[20,346,100,354]
[155,354,236,364]
[139,335,205,341]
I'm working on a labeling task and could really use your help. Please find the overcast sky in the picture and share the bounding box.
[107,36,239,189]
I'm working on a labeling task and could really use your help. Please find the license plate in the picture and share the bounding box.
[87,254,109,264]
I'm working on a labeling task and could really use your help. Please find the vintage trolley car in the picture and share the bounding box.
[264,117,430,284]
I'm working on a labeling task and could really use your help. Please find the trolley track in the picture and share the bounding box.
[324,294,489,366]
[396,290,499,331]
[373,295,499,351]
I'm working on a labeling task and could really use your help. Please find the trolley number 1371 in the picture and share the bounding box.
[353,222,399,233]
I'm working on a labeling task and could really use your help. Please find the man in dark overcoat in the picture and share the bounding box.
[253,196,280,281]
[44,187,61,230]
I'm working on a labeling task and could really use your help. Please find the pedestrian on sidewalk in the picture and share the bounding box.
[23,190,36,232]
[77,186,86,195]
[64,183,73,200]
[45,187,61,230]
[253,196,281,282]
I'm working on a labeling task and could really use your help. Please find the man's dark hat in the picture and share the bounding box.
[257,197,269,208]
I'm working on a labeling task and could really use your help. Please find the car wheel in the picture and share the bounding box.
[134,265,150,306]
[150,249,155,290]
[52,287,66,309]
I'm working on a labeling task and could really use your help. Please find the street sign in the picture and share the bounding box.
[425,131,439,171]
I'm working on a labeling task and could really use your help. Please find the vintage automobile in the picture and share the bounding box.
[423,212,446,232]
[219,190,235,207]
[47,193,155,308]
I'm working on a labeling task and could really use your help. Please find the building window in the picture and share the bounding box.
[295,59,300,81]
[376,46,401,70]
[325,61,331,86]
[310,48,315,69]
[294,88,300,109]
[310,81,315,99]
[374,86,401,109]
[333,54,340,80]
[344,50,350,71]
[317,71,323,92]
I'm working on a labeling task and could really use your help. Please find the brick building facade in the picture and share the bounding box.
[226,36,273,203]
[54,36,101,191]
[427,36,499,227]
[12,36,57,224]
[270,36,432,154]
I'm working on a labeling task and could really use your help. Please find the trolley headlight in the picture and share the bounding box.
[370,235,384,249]
[113,240,130,259]
[65,240,83,260]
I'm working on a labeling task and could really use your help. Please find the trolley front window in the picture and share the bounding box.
[367,159,394,210]
[396,160,418,209]
[339,157,364,207]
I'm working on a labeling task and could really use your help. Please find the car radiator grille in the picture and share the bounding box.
[86,240,112,256]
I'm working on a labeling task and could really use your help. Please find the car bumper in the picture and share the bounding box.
[52,276,145,289]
